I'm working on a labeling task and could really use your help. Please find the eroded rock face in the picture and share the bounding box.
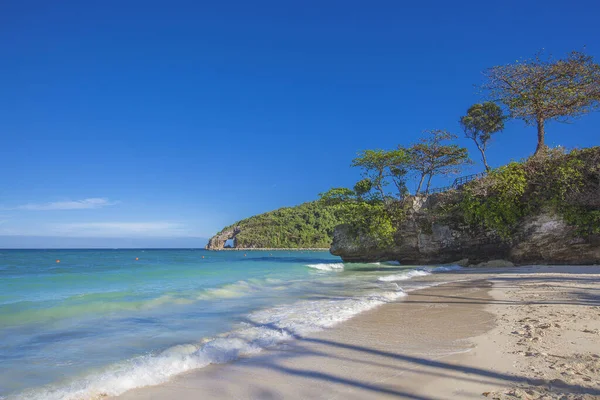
[205,226,240,250]
[330,195,600,266]
[510,213,600,265]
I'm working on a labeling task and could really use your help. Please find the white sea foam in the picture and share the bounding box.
[429,265,463,272]
[378,265,462,282]
[16,287,404,400]
[306,263,345,271]
[14,262,461,400]
[197,280,261,300]
[377,269,431,282]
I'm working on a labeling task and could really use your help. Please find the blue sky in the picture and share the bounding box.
[1,0,599,248]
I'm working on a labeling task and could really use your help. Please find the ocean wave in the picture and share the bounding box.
[15,288,405,400]
[377,269,431,282]
[428,265,462,272]
[377,265,462,282]
[196,280,265,300]
[306,263,345,271]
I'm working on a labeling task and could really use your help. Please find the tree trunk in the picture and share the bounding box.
[425,174,433,193]
[416,173,426,195]
[376,184,385,201]
[478,144,490,172]
[534,117,547,156]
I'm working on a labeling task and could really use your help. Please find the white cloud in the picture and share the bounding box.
[52,222,189,237]
[14,198,118,211]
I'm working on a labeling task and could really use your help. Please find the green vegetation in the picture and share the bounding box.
[483,50,600,156]
[351,149,410,200]
[319,129,471,247]
[209,50,600,250]
[459,102,505,171]
[408,130,471,194]
[461,147,600,238]
[320,188,401,248]
[220,202,342,248]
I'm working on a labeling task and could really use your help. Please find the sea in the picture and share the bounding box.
[0,249,461,399]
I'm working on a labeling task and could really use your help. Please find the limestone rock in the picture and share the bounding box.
[205,226,240,250]
[330,193,600,265]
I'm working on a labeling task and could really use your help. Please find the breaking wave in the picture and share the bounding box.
[15,289,405,400]
[378,265,462,282]
[306,263,345,271]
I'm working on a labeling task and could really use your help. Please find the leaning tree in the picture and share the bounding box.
[460,102,505,171]
[483,50,600,156]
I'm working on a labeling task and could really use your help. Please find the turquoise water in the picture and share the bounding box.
[0,249,459,399]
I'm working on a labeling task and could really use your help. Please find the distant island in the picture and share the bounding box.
[207,50,600,264]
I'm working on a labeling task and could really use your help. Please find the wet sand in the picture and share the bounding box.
[116,266,600,400]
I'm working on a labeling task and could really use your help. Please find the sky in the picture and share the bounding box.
[1,0,599,248]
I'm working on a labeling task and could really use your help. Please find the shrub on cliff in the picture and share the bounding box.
[319,188,398,248]
[461,147,600,238]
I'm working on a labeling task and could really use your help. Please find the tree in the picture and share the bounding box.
[351,149,410,200]
[353,178,373,200]
[459,102,505,171]
[318,187,356,206]
[483,50,600,156]
[408,130,471,195]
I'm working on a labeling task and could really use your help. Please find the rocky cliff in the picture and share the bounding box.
[331,147,600,265]
[330,195,600,265]
[206,226,240,250]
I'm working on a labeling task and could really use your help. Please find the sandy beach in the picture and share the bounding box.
[115,266,600,400]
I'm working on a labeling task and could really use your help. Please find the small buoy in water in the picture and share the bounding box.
[135,257,139,261]
[56,259,60,263]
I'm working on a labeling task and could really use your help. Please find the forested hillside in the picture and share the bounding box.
[207,202,342,249]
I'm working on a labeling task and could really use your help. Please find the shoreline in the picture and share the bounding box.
[205,247,331,251]
[115,265,600,399]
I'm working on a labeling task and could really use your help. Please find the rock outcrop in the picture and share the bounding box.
[330,194,600,265]
[205,226,240,250]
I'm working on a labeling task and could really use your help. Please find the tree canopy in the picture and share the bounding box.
[408,130,472,194]
[351,148,410,200]
[483,50,600,156]
[219,202,343,248]
[460,102,505,171]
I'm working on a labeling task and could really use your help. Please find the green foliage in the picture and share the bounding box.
[332,201,397,248]
[319,187,356,206]
[353,178,373,198]
[484,50,600,155]
[459,102,505,171]
[351,148,410,199]
[461,147,600,237]
[461,163,528,238]
[561,206,600,236]
[319,186,402,248]
[317,130,472,247]
[221,202,343,248]
[408,129,472,194]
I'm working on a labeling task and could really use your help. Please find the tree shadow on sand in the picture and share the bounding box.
[223,274,600,399]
